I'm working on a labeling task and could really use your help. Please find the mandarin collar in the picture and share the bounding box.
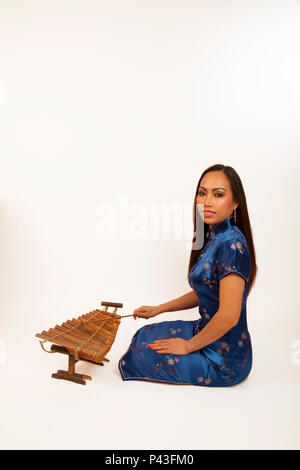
[206,215,235,239]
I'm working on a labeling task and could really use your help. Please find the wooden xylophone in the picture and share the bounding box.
[35,301,127,385]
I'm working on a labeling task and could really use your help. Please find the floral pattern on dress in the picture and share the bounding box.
[153,355,184,381]
[118,215,252,387]
[216,239,249,282]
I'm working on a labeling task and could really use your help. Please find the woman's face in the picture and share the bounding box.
[196,171,238,230]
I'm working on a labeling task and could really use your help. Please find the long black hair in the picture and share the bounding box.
[187,164,258,294]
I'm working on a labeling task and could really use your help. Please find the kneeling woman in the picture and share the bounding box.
[118,164,257,387]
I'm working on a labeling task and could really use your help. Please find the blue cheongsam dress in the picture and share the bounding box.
[118,214,252,387]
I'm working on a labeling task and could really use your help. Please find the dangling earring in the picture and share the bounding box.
[234,208,237,224]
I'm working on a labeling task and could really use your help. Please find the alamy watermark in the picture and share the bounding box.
[291,339,300,365]
[96,197,206,251]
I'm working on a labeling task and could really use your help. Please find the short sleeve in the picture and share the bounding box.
[216,237,251,283]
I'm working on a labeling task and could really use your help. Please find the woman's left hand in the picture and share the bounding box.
[147,338,190,355]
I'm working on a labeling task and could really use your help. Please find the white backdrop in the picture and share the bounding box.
[0,0,299,450]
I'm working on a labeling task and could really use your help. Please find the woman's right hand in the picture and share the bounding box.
[133,305,163,320]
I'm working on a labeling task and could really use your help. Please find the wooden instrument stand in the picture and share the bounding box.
[50,344,110,385]
[37,301,123,385]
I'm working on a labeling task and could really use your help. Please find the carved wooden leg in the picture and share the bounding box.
[52,354,92,385]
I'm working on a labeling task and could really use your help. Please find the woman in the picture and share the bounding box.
[118,164,258,387]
